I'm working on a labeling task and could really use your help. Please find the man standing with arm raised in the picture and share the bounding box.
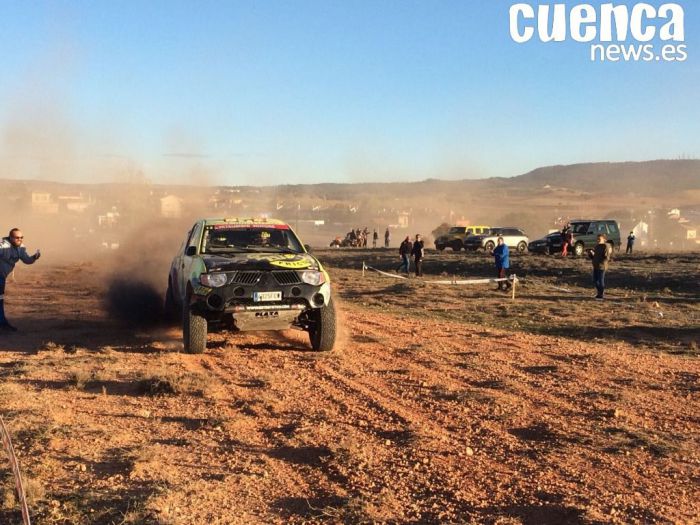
[0,228,41,332]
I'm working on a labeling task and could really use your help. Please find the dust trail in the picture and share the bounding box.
[105,277,164,326]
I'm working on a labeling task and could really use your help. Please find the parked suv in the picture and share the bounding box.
[567,220,621,256]
[435,225,490,251]
[166,218,336,354]
[464,227,529,252]
[529,220,621,256]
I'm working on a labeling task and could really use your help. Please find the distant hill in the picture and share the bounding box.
[268,160,699,200]
[1,159,698,249]
[1,159,698,198]
[509,160,700,195]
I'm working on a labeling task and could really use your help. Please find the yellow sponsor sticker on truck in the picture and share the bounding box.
[270,259,311,269]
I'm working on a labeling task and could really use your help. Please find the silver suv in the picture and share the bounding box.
[464,227,529,253]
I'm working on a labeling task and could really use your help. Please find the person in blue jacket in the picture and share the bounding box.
[492,236,510,291]
[0,228,41,332]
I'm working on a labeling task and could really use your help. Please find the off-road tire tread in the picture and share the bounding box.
[183,304,207,354]
[309,298,336,352]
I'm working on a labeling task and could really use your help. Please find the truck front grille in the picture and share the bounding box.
[273,271,302,285]
[229,271,263,285]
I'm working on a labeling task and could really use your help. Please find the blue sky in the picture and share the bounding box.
[0,0,697,185]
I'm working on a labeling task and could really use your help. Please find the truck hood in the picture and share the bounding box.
[202,252,319,272]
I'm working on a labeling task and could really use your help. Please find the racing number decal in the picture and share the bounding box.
[244,253,313,269]
[269,259,311,269]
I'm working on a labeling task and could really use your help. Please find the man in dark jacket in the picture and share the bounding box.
[384,228,390,248]
[492,236,510,290]
[396,236,412,275]
[0,228,41,331]
[411,234,425,277]
[588,234,613,300]
[626,231,635,254]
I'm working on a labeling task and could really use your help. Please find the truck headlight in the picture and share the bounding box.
[300,270,325,286]
[200,273,228,288]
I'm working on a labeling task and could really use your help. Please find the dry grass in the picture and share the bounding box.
[38,341,65,353]
[138,369,211,397]
[67,366,111,390]
[0,472,44,512]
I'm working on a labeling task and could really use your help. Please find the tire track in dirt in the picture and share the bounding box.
[170,338,357,523]
[2,262,698,524]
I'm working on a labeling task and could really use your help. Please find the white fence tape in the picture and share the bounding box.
[362,262,517,284]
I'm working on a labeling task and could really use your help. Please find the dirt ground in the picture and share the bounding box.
[0,249,698,524]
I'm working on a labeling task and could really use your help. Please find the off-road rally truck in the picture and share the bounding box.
[166,218,336,354]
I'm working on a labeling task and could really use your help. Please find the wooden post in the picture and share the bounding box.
[511,274,517,301]
[362,262,366,278]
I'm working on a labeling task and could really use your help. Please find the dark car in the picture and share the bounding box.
[528,232,562,254]
[166,218,336,354]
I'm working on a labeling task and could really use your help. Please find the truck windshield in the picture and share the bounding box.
[201,226,304,254]
[448,227,466,234]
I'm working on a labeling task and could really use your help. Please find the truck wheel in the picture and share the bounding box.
[517,241,527,253]
[164,279,180,325]
[451,241,462,252]
[436,245,445,252]
[484,241,495,252]
[309,297,336,352]
[183,303,207,354]
[574,242,585,257]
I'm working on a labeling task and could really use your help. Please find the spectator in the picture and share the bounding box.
[626,231,635,254]
[492,236,511,291]
[372,229,378,248]
[396,235,412,275]
[588,234,613,300]
[561,223,572,257]
[384,227,390,248]
[411,234,425,277]
[0,228,41,332]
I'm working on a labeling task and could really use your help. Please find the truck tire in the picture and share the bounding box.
[183,303,207,354]
[451,241,463,252]
[309,297,336,352]
[517,241,528,253]
[164,279,180,325]
[484,241,495,252]
[574,242,585,257]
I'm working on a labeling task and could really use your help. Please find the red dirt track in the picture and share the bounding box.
[0,257,698,524]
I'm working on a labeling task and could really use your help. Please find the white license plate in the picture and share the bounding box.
[253,291,282,302]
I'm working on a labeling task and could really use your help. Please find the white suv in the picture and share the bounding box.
[464,227,529,253]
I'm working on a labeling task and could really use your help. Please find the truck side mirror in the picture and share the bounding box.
[185,246,197,256]
[304,244,312,253]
